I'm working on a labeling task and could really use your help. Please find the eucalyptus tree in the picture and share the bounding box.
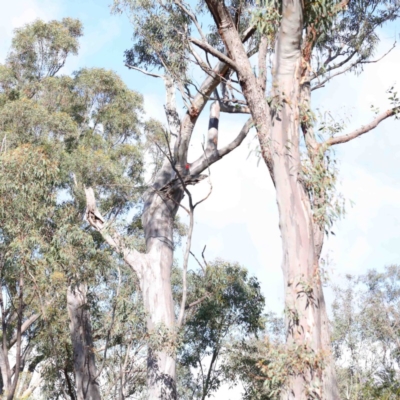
[0,18,145,399]
[82,3,258,399]
[174,260,265,399]
[112,0,400,398]
[332,266,400,400]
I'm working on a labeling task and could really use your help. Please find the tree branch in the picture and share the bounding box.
[8,314,39,349]
[258,35,268,93]
[176,59,229,167]
[125,63,163,79]
[189,37,239,71]
[173,0,207,42]
[220,102,250,114]
[85,188,144,275]
[312,50,358,82]
[242,25,256,43]
[190,118,253,175]
[324,107,399,147]
[312,44,396,91]
[206,101,220,153]
[186,294,209,310]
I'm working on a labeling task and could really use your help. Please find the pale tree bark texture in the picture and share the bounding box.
[85,64,253,398]
[86,1,400,396]
[204,0,335,398]
[202,0,400,397]
[67,284,102,400]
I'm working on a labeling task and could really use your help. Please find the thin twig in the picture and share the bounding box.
[201,245,209,269]
[190,251,205,273]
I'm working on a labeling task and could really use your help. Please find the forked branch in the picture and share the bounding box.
[190,117,253,175]
[85,187,144,274]
[312,44,396,91]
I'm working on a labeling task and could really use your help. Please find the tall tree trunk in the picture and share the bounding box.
[300,78,340,400]
[268,1,336,397]
[140,181,183,400]
[134,69,228,399]
[85,63,248,399]
[67,284,101,400]
[204,0,340,397]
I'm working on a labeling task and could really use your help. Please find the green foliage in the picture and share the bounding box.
[7,18,83,82]
[257,340,325,399]
[223,321,326,399]
[0,18,147,398]
[332,266,400,400]
[252,0,281,39]
[222,313,284,400]
[175,260,265,399]
[300,111,347,232]
[113,0,190,78]
[313,0,400,77]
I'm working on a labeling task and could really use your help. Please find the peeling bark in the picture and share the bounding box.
[203,0,339,398]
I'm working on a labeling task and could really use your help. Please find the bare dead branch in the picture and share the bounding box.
[189,37,239,71]
[324,107,400,147]
[312,44,396,91]
[190,251,205,272]
[194,179,213,209]
[201,245,209,270]
[360,42,396,64]
[125,63,163,79]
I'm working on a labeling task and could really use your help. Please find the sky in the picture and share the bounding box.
[1,1,400,398]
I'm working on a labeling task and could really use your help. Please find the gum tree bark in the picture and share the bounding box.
[203,1,334,398]
[85,62,253,399]
[201,0,399,397]
[67,284,101,400]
